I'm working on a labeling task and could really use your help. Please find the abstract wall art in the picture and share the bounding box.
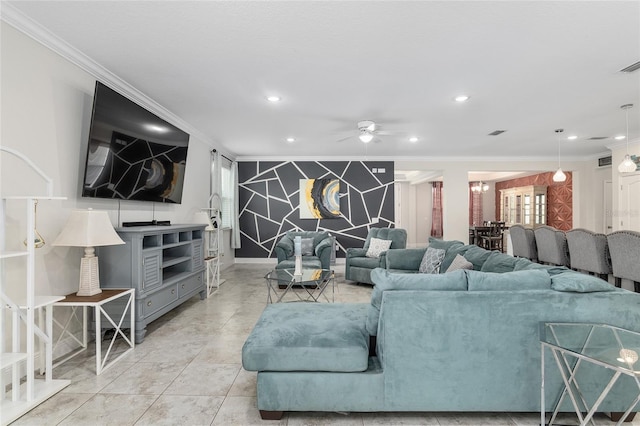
[299,178,340,219]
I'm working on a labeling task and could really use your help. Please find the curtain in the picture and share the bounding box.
[469,183,484,226]
[230,161,241,249]
[430,182,443,238]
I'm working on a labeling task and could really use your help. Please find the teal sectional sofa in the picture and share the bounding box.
[242,240,640,420]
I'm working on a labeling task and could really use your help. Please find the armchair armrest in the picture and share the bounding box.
[386,248,427,271]
[346,248,368,258]
[315,237,333,256]
[275,237,294,261]
[316,237,333,270]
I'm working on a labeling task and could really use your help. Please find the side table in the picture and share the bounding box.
[53,289,135,375]
[541,322,640,426]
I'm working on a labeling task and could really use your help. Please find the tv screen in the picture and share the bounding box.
[82,82,190,203]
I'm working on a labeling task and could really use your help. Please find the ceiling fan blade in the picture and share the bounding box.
[336,135,355,143]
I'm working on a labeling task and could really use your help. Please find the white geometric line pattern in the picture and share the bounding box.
[236,161,395,259]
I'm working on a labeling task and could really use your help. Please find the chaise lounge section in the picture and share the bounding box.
[242,240,640,420]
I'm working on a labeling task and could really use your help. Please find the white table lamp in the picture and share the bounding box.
[53,209,125,296]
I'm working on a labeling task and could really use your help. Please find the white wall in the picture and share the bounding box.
[0,23,226,302]
[610,139,640,232]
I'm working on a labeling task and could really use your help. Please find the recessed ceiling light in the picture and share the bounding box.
[286,137,295,143]
[615,135,626,140]
[567,135,578,140]
[267,96,281,102]
[409,137,419,143]
[454,95,470,102]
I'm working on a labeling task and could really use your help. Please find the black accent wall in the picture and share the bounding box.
[236,161,395,259]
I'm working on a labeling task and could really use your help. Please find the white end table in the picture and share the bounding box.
[53,289,135,375]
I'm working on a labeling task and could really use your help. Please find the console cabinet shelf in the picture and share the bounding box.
[98,224,206,343]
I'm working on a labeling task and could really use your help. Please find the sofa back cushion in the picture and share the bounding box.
[367,268,468,335]
[480,251,520,273]
[466,269,551,291]
[551,271,619,293]
[460,245,493,270]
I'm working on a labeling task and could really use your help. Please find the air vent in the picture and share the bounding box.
[488,130,506,136]
[598,156,612,167]
[620,61,640,73]
[588,136,608,140]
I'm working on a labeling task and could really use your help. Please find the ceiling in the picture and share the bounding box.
[4,1,640,161]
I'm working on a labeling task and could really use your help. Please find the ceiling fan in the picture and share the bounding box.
[337,120,391,144]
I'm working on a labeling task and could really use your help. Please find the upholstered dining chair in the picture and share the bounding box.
[479,222,505,252]
[607,230,640,292]
[509,224,537,262]
[566,228,611,281]
[534,225,570,267]
[345,227,407,285]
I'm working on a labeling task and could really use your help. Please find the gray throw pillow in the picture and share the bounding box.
[445,254,473,272]
[366,238,392,258]
[300,238,315,256]
[419,247,445,274]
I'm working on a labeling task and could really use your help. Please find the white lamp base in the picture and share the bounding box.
[77,248,102,296]
[294,255,303,276]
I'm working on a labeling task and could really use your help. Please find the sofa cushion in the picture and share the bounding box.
[349,256,382,269]
[466,269,551,291]
[461,245,493,270]
[440,244,473,272]
[242,303,370,372]
[445,254,474,272]
[480,251,519,273]
[366,237,392,258]
[551,271,617,293]
[518,262,571,276]
[428,237,465,252]
[275,257,322,270]
[367,268,468,335]
[419,247,445,274]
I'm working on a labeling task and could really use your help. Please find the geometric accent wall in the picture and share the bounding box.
[236,161,395,259]
[494,171,573,231]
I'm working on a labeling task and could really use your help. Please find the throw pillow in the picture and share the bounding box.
[366,238,392,258]
[300,238,315,256]
[418,247,445,274]
[445,254,473,272]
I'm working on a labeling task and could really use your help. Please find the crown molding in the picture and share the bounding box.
[0,3,235,159]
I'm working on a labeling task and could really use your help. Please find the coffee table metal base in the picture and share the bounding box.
[265,268,334,303]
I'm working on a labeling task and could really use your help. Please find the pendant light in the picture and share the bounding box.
[617,103,636,174]
[552,129,566,182]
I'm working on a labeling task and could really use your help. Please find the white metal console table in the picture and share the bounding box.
[53,289,135,375]
[540,323,640,426]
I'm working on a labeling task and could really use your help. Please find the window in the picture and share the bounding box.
[220,158,233,229]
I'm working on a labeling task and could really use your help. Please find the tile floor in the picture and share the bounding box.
[13,263,640,425]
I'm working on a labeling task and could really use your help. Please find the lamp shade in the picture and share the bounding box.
[53,209,124,247]
[552,168,567,182]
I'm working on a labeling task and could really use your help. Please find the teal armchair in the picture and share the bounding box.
[345,228,407,284]
[274,231,333,270]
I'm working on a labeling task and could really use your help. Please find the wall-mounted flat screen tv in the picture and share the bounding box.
[82,81,190,203]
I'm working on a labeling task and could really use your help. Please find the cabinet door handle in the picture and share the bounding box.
[171,289,175,295]
[147,301,152,307]
[181,283,185,289]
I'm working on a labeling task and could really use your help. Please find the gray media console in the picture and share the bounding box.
[98,224,206,343]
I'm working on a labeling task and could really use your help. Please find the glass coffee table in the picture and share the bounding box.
[540,323,640,426]
[265,268,335,303]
